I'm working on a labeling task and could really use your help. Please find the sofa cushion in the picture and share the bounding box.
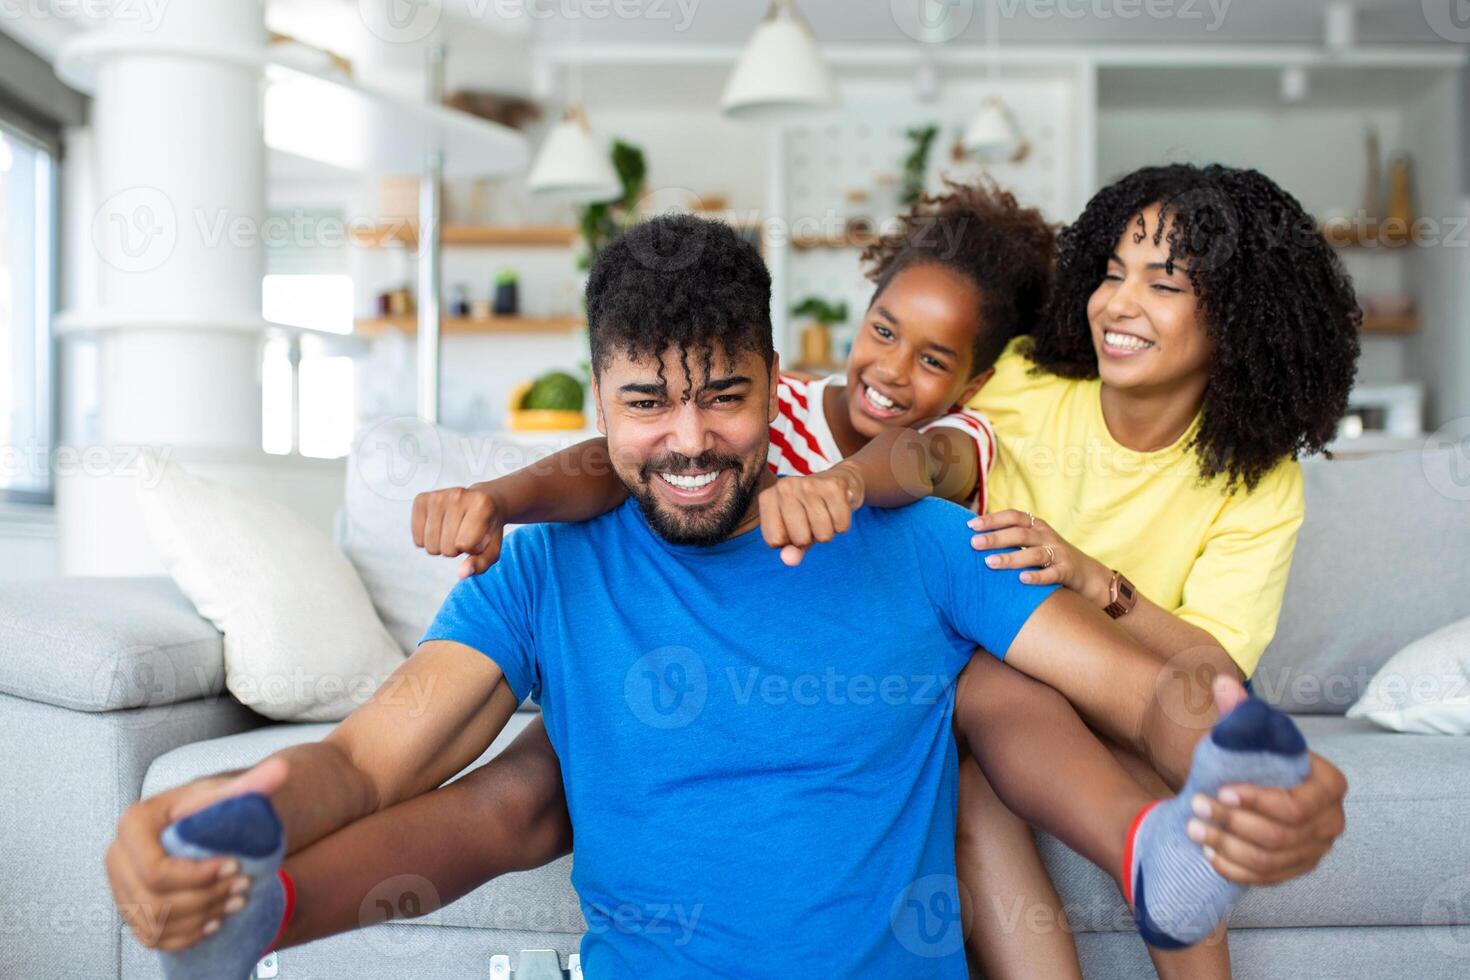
[1256,448,1470,713]
[1348,614,1470,734]
[144,715,1470,938]
[340,418,588,656]
[0,577,225,711]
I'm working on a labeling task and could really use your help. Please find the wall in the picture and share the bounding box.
[1403,72,1470,429]
[1098,103,1417,387]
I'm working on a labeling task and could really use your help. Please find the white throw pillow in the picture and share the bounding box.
[340,417,590,654]
[1347,615,1470,734]
[136,451,405,722]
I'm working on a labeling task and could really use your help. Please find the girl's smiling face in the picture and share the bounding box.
[1087,204,1214,393]
[844,263,991,439]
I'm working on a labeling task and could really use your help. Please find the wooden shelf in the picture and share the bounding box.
[356,315,584,336]
[1361,313,1420,335]
[790,230,879,251]
[351,224,579,249]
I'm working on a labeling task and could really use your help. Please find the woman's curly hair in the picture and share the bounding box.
[1028,163,1361,491]
[859,176,1057,378]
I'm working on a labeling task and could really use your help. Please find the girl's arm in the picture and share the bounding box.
[757,425,980,565]
[414,437,628,577]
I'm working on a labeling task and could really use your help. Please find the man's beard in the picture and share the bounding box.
[628,450,763,546]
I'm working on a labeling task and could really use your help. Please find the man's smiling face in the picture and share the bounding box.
[593,343,779,546]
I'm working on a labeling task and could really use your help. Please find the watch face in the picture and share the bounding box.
[1119,579,1135,602]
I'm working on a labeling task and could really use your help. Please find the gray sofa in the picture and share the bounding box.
[3,446,1469,980]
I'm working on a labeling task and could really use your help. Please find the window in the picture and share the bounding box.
[0,124,56,503]
[260,209,356,459]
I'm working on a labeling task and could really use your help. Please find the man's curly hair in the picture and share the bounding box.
[859,176,1057,377]
[586,214,772,397]
[1027,163,1361,491]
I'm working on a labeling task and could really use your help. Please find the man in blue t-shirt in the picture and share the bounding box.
[108,215,1343,980]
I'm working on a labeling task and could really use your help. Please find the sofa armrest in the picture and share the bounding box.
[0,576,226,712]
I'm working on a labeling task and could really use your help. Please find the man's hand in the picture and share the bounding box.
[412,485,507,578]
[105,759,288,951]
[758,464,865,567]
[1188,676,1349,885]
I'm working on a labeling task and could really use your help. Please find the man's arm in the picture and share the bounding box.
[107,641,518,951]
[416,437,629,576]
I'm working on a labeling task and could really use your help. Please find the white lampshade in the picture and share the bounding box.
[962,97,1020,158]
[527,106,622,204]
[721,0,835,123]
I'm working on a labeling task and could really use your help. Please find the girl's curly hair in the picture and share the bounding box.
[1028,163,1361,491]
[859,176,1057,378]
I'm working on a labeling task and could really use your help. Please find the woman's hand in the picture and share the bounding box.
[969,509,1114,608]
[758,463,866,567]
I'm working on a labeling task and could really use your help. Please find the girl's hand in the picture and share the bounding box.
[758,463,866,567]
[968,509,1114,608]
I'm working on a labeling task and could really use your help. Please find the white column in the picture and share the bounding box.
[57,0,268,574]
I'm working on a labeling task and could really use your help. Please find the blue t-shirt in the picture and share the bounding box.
[423,495,1055,978]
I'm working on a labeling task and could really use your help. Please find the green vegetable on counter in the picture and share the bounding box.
[521,371,585,411]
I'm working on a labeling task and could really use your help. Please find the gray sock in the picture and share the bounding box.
[158,793,287,980]
[1127,697,1310,948]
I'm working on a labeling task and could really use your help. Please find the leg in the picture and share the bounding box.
[279,714,570,947]
[953,653,1305,960]
[955,753,1082,980]
[1107,744,1232,980]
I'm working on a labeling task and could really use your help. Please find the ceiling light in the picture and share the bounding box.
[527,105,621,204]
[962,96,1022,160]
[721,0,835,123]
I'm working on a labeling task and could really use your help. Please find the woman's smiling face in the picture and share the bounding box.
[844,263,986,439]
[1087,204,1214,393]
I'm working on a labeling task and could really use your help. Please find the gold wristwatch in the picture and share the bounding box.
[1103,570,1137,619]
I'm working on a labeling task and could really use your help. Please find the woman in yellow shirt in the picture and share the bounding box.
[956,164,1361,978]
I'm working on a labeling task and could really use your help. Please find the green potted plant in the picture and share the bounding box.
[493,267,519,315]
[900,124,939,207]
[791,296,849,369]
[575,139,648,271]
